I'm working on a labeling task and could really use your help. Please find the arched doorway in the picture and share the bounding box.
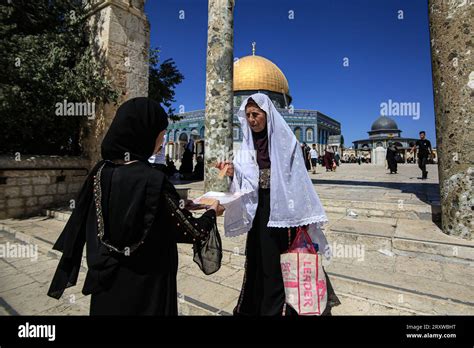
[306,127,314,143]
[294,127,302,142]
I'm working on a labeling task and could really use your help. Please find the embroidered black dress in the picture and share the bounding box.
[47,98,221,315]
[86,165,218,315]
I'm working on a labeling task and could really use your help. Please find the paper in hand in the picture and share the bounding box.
[193,191,243,207]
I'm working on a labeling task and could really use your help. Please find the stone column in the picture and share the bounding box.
[83,0,150,165]
[429,0,473,239]
[204,0,235,192]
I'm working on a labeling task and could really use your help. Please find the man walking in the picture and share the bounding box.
[309,144,319,174]
[411,131,432,180]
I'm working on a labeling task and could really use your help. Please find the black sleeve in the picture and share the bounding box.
[162,179,217,244]
[428,140,432,151]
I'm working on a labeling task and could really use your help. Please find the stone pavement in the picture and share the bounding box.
[1,164,473,315]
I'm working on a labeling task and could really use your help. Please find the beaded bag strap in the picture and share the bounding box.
[93,161,146,254]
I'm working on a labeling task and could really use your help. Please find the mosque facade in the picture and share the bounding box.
[164,48,342,161]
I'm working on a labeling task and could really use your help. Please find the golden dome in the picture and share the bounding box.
[234,55,290,95]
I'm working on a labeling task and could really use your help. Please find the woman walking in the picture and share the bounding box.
[386,142,398,174]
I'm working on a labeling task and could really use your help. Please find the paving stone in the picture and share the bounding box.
[220,268,244,291]
[38,296,90,316]
[394,255,444,281]
[3,163,473,315]
[176,272,240,311]
[332,293,417,315]
[1,282,62,315]
[0,272,36,293]
[0,259,20,278]
[182,262,240,285]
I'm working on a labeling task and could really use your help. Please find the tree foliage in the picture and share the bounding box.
[148,48,184,121]
[0,0,118,155]
[0,1,184,156]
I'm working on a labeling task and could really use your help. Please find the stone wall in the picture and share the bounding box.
[83,0,150,164]
[0,157,90,219]
[0,1,150,220]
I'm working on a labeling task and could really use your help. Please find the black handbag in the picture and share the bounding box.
[192,220,222,275]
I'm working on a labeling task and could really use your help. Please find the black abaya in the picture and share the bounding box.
[180,149,193,174]
[50,162,219,316]
[47,98,221,315]
[386,147,398,173]
[233,188,341,316]
[86,168,217,315]
[302,146,311,170]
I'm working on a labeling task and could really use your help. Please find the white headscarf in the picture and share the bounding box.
[224,93,330,257]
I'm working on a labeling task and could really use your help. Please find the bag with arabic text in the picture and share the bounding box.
[280,226,327,315]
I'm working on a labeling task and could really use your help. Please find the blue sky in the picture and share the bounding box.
[145,0,436,146]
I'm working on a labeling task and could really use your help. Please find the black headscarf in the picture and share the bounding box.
[48,97,169,299]
[101,97,169,161]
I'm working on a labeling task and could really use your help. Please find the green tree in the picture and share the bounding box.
[148,48,184,121]
[0,0,118,156]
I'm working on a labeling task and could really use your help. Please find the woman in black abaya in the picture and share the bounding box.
[47,97,223,315]
[386,143,398,174]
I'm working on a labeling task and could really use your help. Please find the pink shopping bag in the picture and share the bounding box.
[280,226,327,315]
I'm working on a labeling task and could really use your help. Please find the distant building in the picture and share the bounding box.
[352,116,419,163]
[327,134,344,155]
[165,45,342,161]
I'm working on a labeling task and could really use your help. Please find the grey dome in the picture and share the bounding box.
[371,116,399,131]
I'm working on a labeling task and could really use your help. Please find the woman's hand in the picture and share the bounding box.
[215,160,234,177]
[209,200,225,216]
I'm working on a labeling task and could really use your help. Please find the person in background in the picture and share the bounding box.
[165,155,178,177]
[301,142,311,171]
[309,144,319,174]
[149,133,167,171]
[411,131,432,180]
[179,144,194,178]
[386,142,398,174]
[192,155,204,180]
[324,148,334,172]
